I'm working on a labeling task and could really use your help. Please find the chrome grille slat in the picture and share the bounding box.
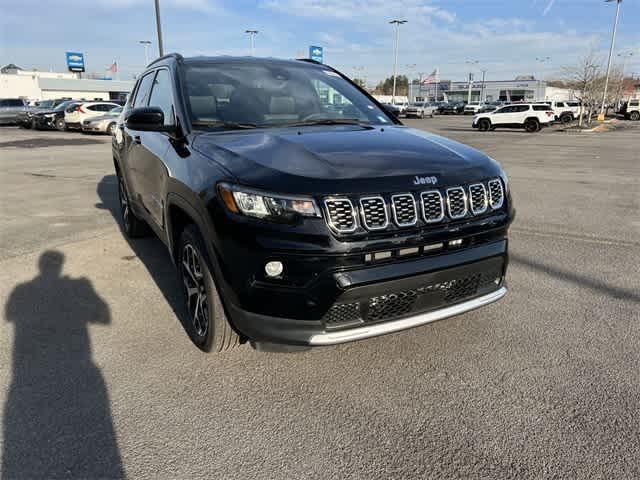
[359,196,388,231]
[420,190,444,223]
[446,187,467,219]
[468,183,488,215]
[391,194,418,227]
[488,179,504,209]
[324,198,357,233]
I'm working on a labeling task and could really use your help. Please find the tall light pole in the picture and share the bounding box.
[466,60,479,104]
[139,40,152,65]
[599,0,623,121]
[353,66,366,87]
[536,57,551,100]
[389,19,407,104]
[154,0,164,57]
[245,30,258,56]
[615,52,633,108]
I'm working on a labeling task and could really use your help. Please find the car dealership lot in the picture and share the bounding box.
[1,118,638,478]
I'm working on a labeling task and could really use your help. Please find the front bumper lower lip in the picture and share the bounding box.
[308,286,507,345]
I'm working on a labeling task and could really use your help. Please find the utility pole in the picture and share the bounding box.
[245,30,259,56]
[599,0,623,121]
[389,19,407,104]
[536,57,551,101]
[154,0,164,57]
[139,40,152,65]
[480,70,487,103]
[467,73,474,104]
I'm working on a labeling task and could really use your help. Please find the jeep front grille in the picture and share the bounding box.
[488,179,504,209]
[359,196,388,230]
[324,198,357,233]
[322,178,503,234]
[420,190,444,223]
[446,187,467,219]
[391,194,418,227]
[468,183,488,215]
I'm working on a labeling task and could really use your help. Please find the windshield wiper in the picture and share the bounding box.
[192,120,259,130]
[283,118,374,128]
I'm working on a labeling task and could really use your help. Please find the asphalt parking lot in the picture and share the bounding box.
[1,116,639,479]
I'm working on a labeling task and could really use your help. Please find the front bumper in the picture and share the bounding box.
[226,239,508,345]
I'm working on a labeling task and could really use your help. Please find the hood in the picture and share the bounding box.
[192,125,503,194]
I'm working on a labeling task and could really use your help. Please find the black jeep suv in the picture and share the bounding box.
[113,54,514,352]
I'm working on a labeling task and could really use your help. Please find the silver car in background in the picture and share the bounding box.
[81,106,123,135]
[405,102,437,118]
[0,99,28,125]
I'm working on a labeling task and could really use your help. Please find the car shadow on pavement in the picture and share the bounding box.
[2,250,125,479]
[511,252,640,303]
[95,175,190,335]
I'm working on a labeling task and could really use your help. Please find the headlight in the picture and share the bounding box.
[218,184,321,222]
[44,113,56,118]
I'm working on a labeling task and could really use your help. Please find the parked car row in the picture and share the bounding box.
[21,99,122,134]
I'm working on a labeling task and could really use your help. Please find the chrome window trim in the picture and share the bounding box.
[359,196,389,231]
[488,179,504,210]
[468,183,488,215]
[420,190,445,223]
[446,187,468,219]
[390,193,418,227]
[323,197,358,233]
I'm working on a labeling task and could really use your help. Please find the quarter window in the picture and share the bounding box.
[133,72,155,108]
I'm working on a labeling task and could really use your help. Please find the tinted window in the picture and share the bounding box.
[183,62,393,128]
[2,99,24,107]
[133,73,155,108]
[494,106,512,114]
[148,69,175,126]
[87,105,100,111]
[630,100,639,107]
[515,105,530,112]
[533,105,551,111]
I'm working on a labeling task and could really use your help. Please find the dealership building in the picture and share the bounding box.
[0,64,133,103]
[409,77,574,104]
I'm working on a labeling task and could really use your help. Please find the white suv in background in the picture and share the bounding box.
[64,101,120,129]
[546,101,579,124]
[472,103,555,132]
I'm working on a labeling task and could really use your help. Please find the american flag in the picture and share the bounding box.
[422,69,438,84]
[109,61,118,74]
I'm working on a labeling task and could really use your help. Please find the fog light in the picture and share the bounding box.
[265,261,283,277]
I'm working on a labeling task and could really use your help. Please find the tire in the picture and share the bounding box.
[560,114,572,125]
[524,118,540,133]
[55,117,67,131]
[178,224,240,352]
[630,111,640,121]
[117,171,149,238]
[420,112,424,119]
[478,119,490,132]
[107,122,117,136]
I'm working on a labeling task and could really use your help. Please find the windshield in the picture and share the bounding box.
[184,62,393,129]
[36,100,55,108]
[54,101,75,112]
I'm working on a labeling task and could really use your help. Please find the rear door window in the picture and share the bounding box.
[533,105,551,111]
[515,105,530,112]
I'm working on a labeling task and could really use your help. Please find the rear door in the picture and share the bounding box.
[490,105,515,126]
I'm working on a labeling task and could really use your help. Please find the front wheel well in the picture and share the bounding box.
[168,203,197,262]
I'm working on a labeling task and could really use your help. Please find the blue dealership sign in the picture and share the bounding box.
[66,52,85,72]
[309,46,323,63]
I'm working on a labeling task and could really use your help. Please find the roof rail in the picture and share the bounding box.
[147,52,183,68]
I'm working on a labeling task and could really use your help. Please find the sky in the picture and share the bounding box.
[1,0,639,85]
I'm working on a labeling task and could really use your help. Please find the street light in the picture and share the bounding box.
[139,40,152,65]
[245,30,259,56]
[154,0,164,57]
[389,19,407,104]
[599,0,623,121]
[465,60,479,104]
[536,57,551,101]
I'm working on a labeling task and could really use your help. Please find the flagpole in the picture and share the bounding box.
[435,68,439,102]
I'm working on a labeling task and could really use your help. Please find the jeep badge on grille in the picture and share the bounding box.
[413,176,438,186]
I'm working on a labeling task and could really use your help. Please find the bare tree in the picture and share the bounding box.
[563,49,602,126]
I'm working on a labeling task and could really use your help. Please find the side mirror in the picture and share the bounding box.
[125,107,172,132]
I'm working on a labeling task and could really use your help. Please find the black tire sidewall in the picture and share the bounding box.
[55,118,66,131]
[479,119,490,131]
[525,119,539,132]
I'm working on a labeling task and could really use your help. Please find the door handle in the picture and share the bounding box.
[133,135,141,144]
